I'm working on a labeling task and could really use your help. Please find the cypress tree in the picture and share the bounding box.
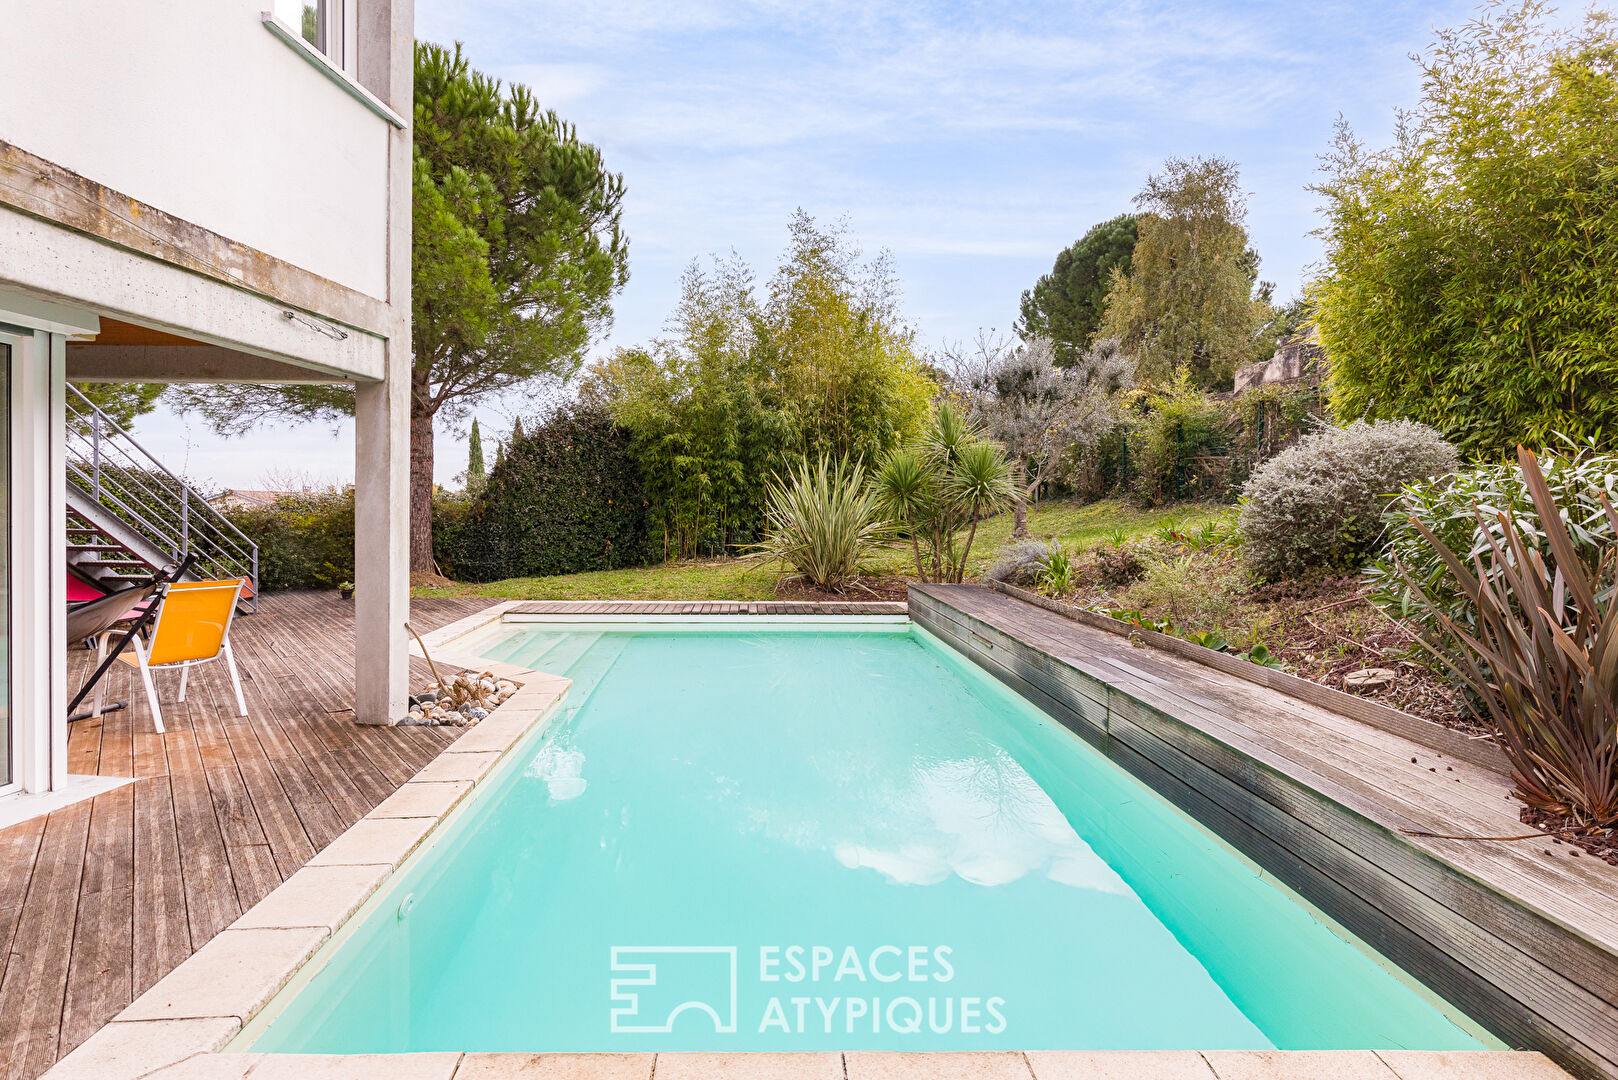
[468,417,486,483]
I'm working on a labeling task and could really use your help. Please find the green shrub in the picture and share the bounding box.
[1368,437,1618,638]
[1118,553,1238,628]
[750,456,891,590]
[1239,419,1457,580]
[223,490,354,591]
[1037,541,1076,596]
[435,405,654,582]
[1131,375,1232,506]
[1404,446,1618,823]
[1313,7,1618,459]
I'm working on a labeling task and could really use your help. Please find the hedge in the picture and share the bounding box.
[435,404,654,581]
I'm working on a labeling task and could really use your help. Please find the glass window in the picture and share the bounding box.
[273,0,346,69]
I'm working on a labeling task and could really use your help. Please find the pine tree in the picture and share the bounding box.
[467,417,485,484]
[1017,215,1137,366]
[512,416,525,443]
[170,43,628,570]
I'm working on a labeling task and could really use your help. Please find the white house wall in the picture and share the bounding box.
[0,0,391,298]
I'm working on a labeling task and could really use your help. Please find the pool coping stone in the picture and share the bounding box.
[39,602,1576,1080]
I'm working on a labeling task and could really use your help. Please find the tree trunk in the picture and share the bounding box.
[409,385,435,573]
[1012,459,1028,538]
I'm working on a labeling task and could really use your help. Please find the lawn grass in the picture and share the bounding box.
[413,498,1228,601]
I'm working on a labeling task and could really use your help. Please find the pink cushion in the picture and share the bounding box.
[66,574,105,603]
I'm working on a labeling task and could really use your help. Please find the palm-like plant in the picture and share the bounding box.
[751,456,892,591]
[1404,445,1618,824]
[942,440,1017,581]
[875,447,933,580]
[873,402,1017,583]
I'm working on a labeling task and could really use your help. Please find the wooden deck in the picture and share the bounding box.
[0,592,489,1080]
[912,584,1618,1080]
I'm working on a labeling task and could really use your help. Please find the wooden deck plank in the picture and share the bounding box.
[0,801,91,1080]
[0,592,489,1080]
[0,818,46,998]
[58,785,134,1057]
[911,583,1618,1080]
[161,727,241,944]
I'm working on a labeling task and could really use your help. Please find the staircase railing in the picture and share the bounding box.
[65,384,260,609]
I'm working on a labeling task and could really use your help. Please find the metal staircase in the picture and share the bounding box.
[65,384,259,610]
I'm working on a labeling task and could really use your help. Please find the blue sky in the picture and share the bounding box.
[142,0,1492,490]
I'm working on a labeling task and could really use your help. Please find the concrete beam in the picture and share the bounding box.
[0,140,390,334]
[351,0,413,725]
[66,344,354,384]
[1,205,385,380]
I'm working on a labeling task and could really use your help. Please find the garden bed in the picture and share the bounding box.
[1025,526,1488,737]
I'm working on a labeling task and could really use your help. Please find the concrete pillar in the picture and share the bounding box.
[352,0,413,725]
[7,325,67,788]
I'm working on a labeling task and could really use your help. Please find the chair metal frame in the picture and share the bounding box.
[99,578,249,733]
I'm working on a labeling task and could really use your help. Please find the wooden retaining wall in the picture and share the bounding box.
[910,583,1618,1080]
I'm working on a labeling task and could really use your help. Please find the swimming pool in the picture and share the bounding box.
[244,621,1490,1054]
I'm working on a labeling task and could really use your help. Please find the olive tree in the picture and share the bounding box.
[954,334,1134,536]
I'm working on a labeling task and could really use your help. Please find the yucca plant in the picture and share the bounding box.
[874,402,1017,583]
[751,456,892,591]
[942,440,1017,581]
[874,447,934,580]
[1403,445,1618,824]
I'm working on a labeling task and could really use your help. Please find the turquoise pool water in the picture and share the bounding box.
[248,622,1488,1054]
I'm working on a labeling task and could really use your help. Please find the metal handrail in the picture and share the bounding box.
[64,412,256,564]
[64,385,259,607]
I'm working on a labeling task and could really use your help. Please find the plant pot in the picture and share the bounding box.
[339,588,354,601]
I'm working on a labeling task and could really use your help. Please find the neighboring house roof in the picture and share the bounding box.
[207,488,296,509]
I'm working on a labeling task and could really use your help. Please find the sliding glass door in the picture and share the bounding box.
[0,340,11,792]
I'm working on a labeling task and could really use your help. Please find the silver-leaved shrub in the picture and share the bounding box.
[1238,419,1458,580]
[985,539,1051,586]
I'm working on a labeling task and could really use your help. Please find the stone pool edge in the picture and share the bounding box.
[40,602,1574,1080]
[40,602,569,1080]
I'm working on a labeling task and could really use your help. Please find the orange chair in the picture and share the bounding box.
[110,578,248,733]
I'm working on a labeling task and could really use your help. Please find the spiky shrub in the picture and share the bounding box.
[1037,542,1076,596]
[1239,419,1457,580]
[751,456,891,591]
[1405,446,1618,824]
[986,540,1050,586]
[875,403,1017,583]
[1368,437,1618,640]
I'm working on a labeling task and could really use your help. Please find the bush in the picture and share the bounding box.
[1368,437,1618,639]
[986,540,1050,586]
[1239,419,1457,580]
[435,405,654,582]
[750,456,891,590]
[1131,375,1233,506]
[1405,446,1618,823]
[1313,7,1618,459]
[223,490,354,591]
[1093,543,1144,587]
[1118,553,1238,628]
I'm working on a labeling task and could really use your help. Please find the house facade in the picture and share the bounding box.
[0,0,414,800]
